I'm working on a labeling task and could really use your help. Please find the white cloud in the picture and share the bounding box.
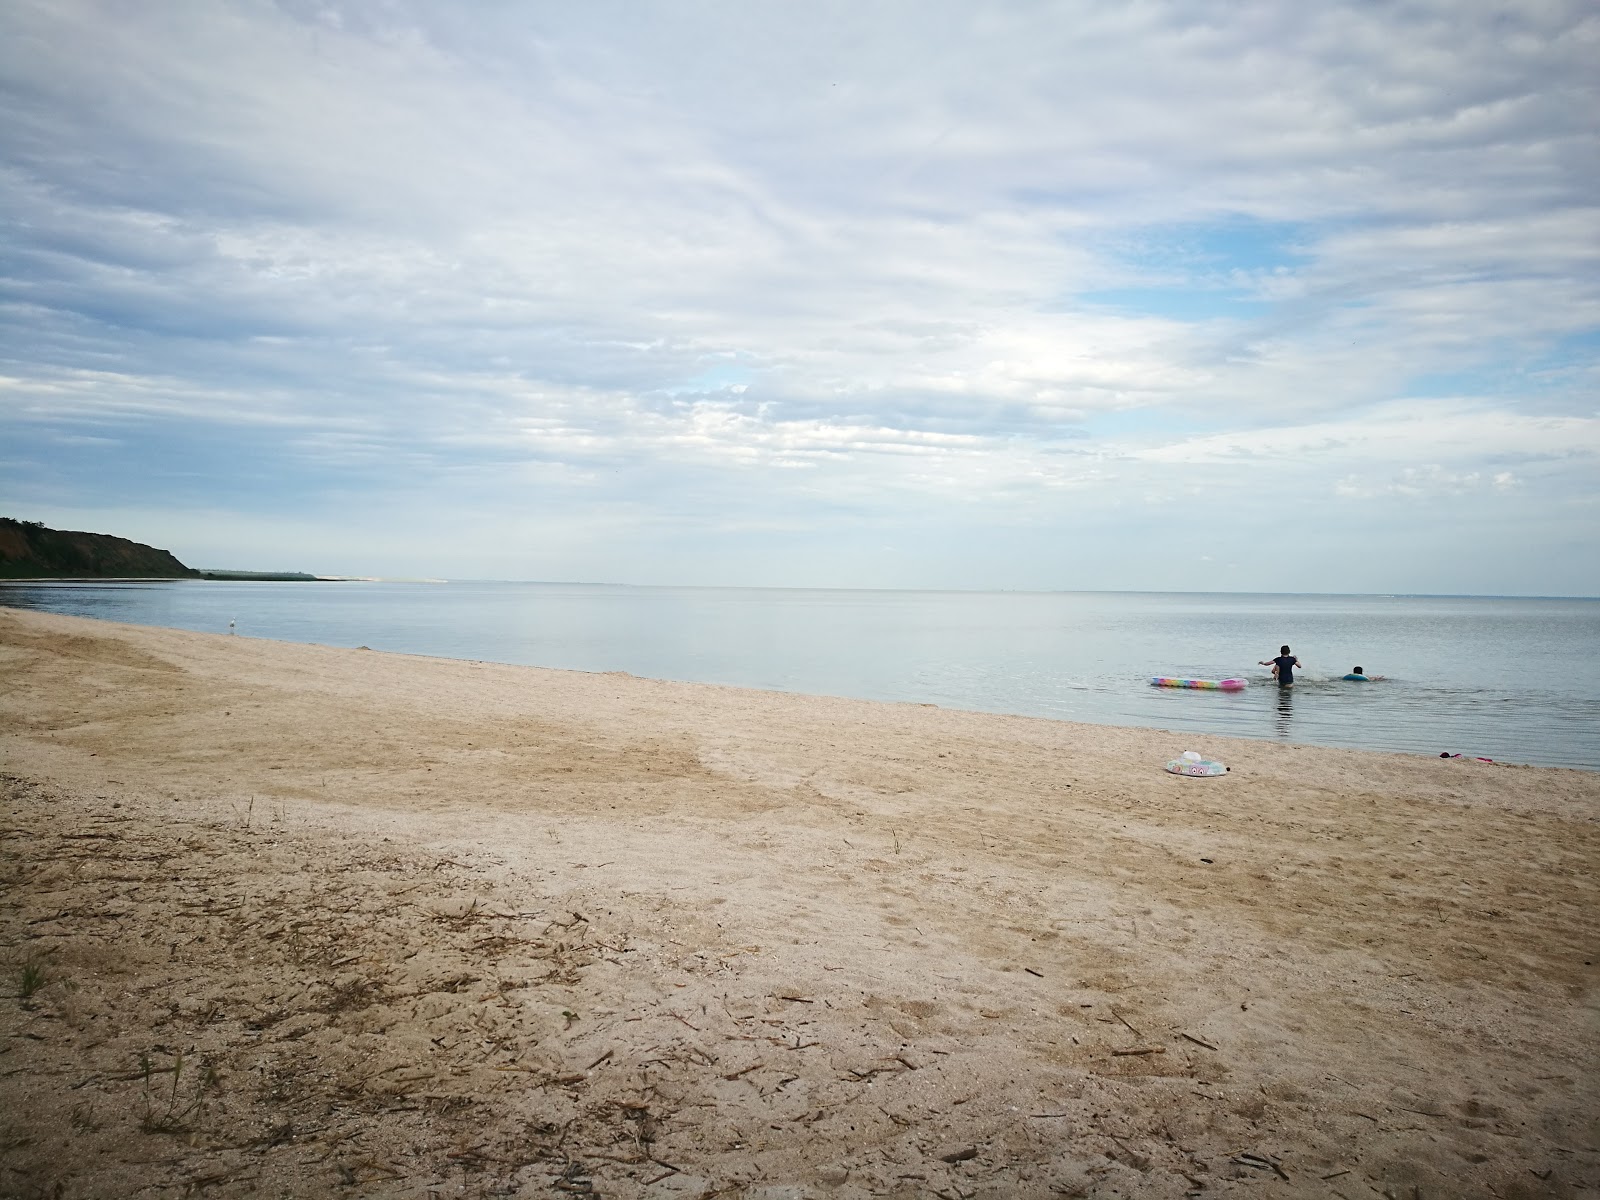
[1334,466,1523,500]
[1132,401,1600,468]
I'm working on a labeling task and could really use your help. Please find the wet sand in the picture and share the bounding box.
[1,607,1596,1199]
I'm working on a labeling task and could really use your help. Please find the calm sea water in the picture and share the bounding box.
[4,581,1597,770]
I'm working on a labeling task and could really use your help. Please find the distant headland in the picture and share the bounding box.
[0,517,323,581]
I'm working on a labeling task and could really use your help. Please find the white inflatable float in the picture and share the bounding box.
[1165,750,1227,777]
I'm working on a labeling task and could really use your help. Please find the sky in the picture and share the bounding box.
[1,1,1597,594]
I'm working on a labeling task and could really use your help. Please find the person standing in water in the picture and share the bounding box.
[1261,644,1301,686]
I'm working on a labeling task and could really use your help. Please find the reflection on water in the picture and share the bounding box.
[3,581,1598,769]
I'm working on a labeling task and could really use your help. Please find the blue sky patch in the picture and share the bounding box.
[665,362,755,395]
[1107,215,1316,277]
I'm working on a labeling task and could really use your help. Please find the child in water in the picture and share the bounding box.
[1261,645,1301,686]
[1343,666,1385,681]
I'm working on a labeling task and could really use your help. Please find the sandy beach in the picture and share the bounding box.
[1,607,1595,1199]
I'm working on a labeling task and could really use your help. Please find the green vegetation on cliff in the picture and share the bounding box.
[0,517,200,579]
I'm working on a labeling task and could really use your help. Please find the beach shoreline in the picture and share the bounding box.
[6,582,1597,771]
[1,607,1596,1198]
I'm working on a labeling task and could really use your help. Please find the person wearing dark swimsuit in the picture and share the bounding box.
[1260,644,1301,687]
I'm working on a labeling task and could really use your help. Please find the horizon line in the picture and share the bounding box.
[8,577,1595,602]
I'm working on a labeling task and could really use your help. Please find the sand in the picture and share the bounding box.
[0,607,1595,1200]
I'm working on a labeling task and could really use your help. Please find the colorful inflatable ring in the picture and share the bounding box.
[1150,676,1247,691]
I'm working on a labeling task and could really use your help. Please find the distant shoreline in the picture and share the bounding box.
[0,573,339,582]
[197,570,330,582]
[1,518,336,583]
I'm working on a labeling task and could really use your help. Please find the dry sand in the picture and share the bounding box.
[0,607,1596,1200]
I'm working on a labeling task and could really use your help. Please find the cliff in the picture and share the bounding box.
[0,518,200,580]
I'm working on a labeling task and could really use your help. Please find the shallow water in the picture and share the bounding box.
[4,581,1597,769]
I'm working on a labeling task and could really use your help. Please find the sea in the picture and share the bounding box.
[3,581,1597,771]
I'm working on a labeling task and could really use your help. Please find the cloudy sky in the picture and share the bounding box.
[2,1,1596,593]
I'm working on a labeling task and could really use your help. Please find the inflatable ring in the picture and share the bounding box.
[1151,676,1247,691]
[1165,755,1227,777]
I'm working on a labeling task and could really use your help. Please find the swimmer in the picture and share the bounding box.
[1342,666,1385,681]
[1260,644,1301,687]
